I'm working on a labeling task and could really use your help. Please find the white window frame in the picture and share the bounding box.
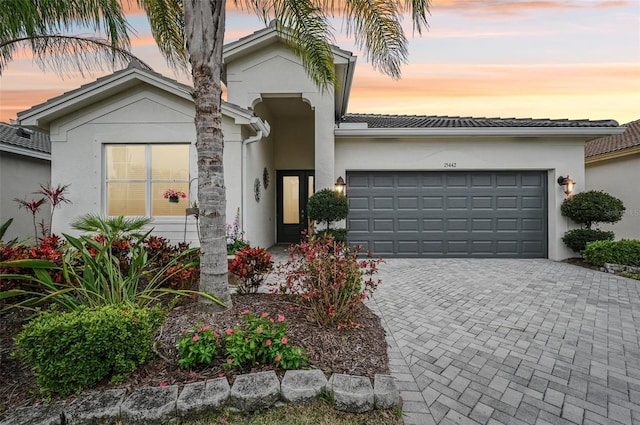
[104,143,191,218]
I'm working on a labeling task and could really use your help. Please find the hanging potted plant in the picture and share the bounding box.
[163,189,187,203]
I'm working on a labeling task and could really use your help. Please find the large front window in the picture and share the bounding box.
[106,144,190,217]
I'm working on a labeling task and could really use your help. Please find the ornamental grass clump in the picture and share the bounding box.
[275,236,383,328]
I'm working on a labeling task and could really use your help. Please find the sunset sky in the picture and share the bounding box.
[0,0,638,125]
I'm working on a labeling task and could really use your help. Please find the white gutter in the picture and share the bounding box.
[0,144,51,160]
[334,127,626,138]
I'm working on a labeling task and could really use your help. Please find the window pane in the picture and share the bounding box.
[152,182,190,216]
[108,182,146,216]
[107,145,146,180]
[283,176,299,224]
[151,145,189,180]
[308,176,314,198]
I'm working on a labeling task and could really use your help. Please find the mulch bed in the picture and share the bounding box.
[0,293,388,415]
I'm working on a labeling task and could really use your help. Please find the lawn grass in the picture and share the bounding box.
[620,272,640,281]
[178,400,403,425]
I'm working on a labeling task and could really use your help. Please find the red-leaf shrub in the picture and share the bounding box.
[274,237,382,328]
[0,235,65,291]
[228,247,273,294]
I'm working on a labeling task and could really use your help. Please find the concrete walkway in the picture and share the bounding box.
[367,259,640,425]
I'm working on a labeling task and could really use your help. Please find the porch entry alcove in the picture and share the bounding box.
[276,170,314,243]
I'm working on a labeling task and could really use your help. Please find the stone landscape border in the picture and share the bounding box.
[0,370,400,425]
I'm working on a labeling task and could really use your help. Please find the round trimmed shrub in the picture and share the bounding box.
[307,189,348,230]
[561,190,625,229]
[14,305,166,395]
[562,229,614,253]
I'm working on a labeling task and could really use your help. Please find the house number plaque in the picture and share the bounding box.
[444,162,457,168]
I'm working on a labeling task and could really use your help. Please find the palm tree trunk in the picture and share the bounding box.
[183,0,232,311]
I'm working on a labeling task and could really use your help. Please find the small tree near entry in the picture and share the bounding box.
[307,189,348,231]
[561,190,625,229]
[561,190,625,253]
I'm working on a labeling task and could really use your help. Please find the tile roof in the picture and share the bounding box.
[0,122,50,154]
[340,114,619,129]
[585,119,640,158]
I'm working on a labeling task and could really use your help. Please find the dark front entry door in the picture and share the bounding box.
[277,170,314,243]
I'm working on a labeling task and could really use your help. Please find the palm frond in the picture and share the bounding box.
[0,0,132,50]
[404,0,431,35]
[340,0,407,79]
[235,0,336,90]
[136,0,188,71]
[277,0,337,90]
[0,35,150,77]
[71,214,153,239]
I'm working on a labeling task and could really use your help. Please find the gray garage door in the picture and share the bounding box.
[347,171,547,258]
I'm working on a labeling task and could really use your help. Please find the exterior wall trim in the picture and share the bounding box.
[0,144,51,161]
[585,146,640,165]
[335,127,626,138]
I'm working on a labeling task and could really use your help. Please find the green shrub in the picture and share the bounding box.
[307,189,348,230]
[223,310,307,370]
[14,305,165,396]
[562,229,614,253]
[561,190,625,230]
[583,239,640,267]
[177,323,220,370]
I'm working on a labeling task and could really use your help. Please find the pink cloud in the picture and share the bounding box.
[431,0,631,16]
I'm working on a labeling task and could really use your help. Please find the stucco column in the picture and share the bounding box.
[313,94,336,190]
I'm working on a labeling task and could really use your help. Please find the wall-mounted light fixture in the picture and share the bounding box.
[334,176,346,195]
[557,175,575,196]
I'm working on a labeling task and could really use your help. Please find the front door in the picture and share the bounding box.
[277,170,314,243]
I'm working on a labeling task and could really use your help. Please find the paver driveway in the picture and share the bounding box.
[367,259,640,425]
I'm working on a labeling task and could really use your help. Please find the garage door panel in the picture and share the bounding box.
[349,174,369,188]
[446,174,467,187]
[373,197,394,209]
[398,219,419,231]
[472,219,493,231]
[373,175,394,188]
[423,197,444,209]
[471,174,492,187]
[398,175,419,187]
[423,218,444,231]
[522,196,544,209]
[496,174,518,187]
[373,240,394,254]
[398,240,419,253]
[347,171,547,258]
[522,174,544,187]
[447,197,468,209]
[496,196,518,209]
[348,218,370,231]
[472,196,493,209]
[348,196,369,210]
[373,219,394,232]
[447,219,469,231]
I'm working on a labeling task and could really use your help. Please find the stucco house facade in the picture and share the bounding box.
[585,119,640,240]
[0,123,51,242]
[16,25,624,260]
